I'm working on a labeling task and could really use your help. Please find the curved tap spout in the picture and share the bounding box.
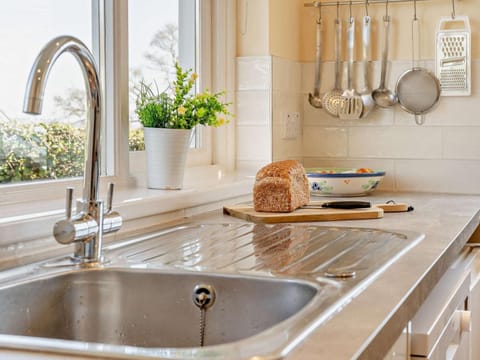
[23,36,121,263]
[23,35,101,206]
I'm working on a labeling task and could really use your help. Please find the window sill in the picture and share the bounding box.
[0,165,255,248]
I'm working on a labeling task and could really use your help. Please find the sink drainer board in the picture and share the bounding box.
[0,224,423,359]
[115,224,416,279]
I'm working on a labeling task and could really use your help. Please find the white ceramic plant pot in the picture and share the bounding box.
[143,127,193,190]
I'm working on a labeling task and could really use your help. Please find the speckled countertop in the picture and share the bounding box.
[284,191,480,359]
[1,191,480,359]
[192,191,480,359]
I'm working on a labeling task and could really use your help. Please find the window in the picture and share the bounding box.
[0,1,92,184]
[128,0,212,167]
[128,0,196,148]
[0,0,202,186]
[0,0,234,203]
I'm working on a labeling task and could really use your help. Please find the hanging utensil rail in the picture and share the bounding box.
[305,0,430,7]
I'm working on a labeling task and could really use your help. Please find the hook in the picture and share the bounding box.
[349,0,352,18]
[413,0,417,21]
[333,1,340,25]
[315,2,322,24]
[385,0,389,18]
[451,0,456,19]
[365,0,369,17]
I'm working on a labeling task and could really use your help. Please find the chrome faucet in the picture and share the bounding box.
[23,35,122,263]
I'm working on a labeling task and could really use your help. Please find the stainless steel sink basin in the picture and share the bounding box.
[0,268,319,348]
[0,223,423,359]
[0,266,336,359]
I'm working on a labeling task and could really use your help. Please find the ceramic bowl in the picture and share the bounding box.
[306,168,386,196]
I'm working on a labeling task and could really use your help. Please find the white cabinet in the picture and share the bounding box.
[467,248,480,360]
[383,247,480,360]
[410,249,474,360]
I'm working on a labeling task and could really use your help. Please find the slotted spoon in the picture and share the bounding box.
[339,16,363,120]
[322,15,343,117]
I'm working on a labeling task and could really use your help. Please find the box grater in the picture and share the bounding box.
[435,16,471,96]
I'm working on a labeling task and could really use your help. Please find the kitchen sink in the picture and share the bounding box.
[0,268,320,346]
[0,223,423,359]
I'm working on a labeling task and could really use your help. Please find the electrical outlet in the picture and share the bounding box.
[282,112,301,140]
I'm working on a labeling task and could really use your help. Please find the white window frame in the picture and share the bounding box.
[0,0,235,209]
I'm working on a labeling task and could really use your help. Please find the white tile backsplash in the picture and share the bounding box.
[300,59,480,193]
[443,127,480,159]
[303,127,348,157]
[236,90,271,126]
[235,57,273,172]
[235,54,480,194]
[272,57,304,162]
[273,56,302,91]
[394,159,480,194]
[236,125,271,161]
[349,126,443,159]
[236,56,272,91]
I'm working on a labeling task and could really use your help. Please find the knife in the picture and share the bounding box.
[303,201,371,209]
[303,201,413,212]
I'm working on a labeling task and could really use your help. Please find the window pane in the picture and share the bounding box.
[0,0,92,184]
[128,0,197,151]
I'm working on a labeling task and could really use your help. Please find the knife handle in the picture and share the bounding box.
[322,201,371,209]
[375,203,414,212]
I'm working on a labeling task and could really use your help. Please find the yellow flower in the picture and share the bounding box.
[190,73,199,81]
[218,118,225,126]
[178,106,186,115]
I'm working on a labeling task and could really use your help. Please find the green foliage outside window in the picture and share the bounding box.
[128,127,145,151]
[0,120,144,183]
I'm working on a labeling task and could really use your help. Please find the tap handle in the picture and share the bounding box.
[103,183,122,235]
[66,187,74,218]
[106,183,114,213]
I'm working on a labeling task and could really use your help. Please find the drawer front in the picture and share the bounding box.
[411,310,470,360]
[411,250,471,357]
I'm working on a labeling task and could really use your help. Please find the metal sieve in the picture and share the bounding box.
[396,67,441,123]
[395,0,441,125]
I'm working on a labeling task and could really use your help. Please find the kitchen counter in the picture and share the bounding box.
[0,191,480,359]
[193,191,480,359]
[289,191,480,359]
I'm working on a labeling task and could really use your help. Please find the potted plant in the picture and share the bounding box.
[135,63,231,189]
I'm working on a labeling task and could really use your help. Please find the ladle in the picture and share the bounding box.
[359,2,375,118]
[308,4,323,108]
[372,0,397,108]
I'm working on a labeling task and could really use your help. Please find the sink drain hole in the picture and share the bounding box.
[192,284,216,347]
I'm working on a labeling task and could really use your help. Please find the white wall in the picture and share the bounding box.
[236,56,273,172]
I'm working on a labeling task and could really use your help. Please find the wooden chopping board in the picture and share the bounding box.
[223,204,384,223]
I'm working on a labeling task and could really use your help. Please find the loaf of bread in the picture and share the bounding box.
[253,160,310,212]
